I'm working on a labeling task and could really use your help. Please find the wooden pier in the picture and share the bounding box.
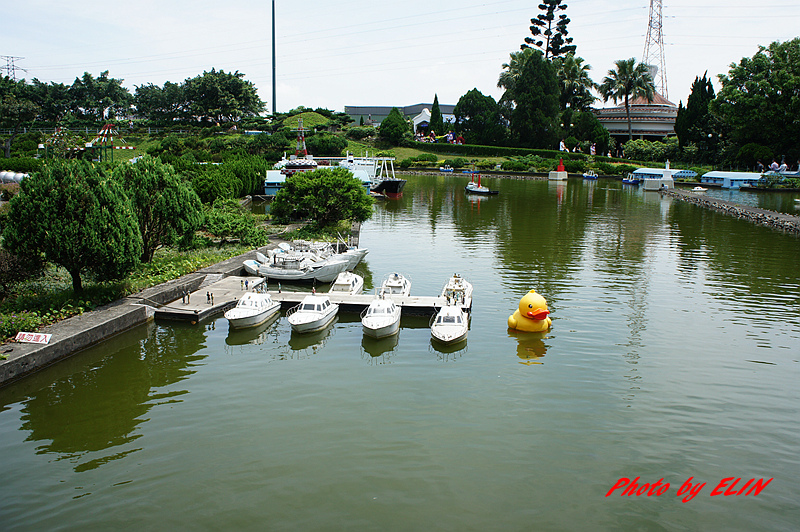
[154,275,471,323]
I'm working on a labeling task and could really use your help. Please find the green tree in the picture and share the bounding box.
[503,50,561,148]
[68,71,132,121]
[522,0,576,59]
[133,81,186,123]
[28,79,70,124]
[453,88,506,145]
[270,167,373,230]
[305,132,348,157]
[378,107,408,145]
[674,72,716,148]
[712,38,800,163]
[429,94,445,136]
[0,77,40,158]
[111,156,203,263]
[554,53,596,110]
[183,68,264,124]
[2,160,142,292]
[598,58,655,141]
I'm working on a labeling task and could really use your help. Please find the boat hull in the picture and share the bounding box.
[431,327,468,345]
[362,316,401,339]
[289,310,338,333]
[372,178,406,198]
[226,305,280,329]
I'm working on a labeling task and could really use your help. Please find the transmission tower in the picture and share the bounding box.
[642,0,668,99]
[0,55,26,81]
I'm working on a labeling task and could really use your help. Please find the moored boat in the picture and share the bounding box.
[583,169,598,179]
[361,297,402,339]
[286,295,339,333]
[380,272,412,297]
[224,292,281,329]
[430,304,469,344]
[329,271,364,295]
[441,273,473,304]
[691,186,708,193]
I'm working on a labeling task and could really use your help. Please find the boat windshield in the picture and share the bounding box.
[302,303,316,311]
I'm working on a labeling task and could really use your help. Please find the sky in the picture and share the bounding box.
[3,0,799,113]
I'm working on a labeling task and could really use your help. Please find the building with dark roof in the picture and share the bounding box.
[594,92,677,144]
[345,103,456,126]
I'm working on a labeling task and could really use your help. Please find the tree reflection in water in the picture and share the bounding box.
[18,320,207,471]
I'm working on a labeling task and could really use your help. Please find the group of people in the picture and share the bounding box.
[757,157,800,173]
[415,130,465,144]
[559,139,597,155]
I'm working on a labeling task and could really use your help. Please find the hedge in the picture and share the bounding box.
[404,140,590,161]
[0,157,43,173]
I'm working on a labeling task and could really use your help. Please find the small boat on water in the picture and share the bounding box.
[622,173,640,185]
[329,271,364,295]
[287,294,339,333]
[224,292,281,329]
[691,186,708,193]
[361,297,402,339]
[380,273,412,297]
[583,169,598,180]
[430,305,469,345]
[441,273,473,305]
[439,165,454,173]
[464,174,499,195]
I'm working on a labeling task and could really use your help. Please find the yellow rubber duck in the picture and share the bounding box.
[508,290,552,332]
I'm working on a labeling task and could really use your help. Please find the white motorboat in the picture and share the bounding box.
[287,294,339,333]
[224,292,281,329]
[361,297,401,339]
[430,305,469,344]
[250,250,349,283]
[329,271,364,295]
[692,186,708,192]
[441,273,473,305]
[243,259,261,276]
[380,272,412,297]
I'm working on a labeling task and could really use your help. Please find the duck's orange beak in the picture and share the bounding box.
[527,308,550,320]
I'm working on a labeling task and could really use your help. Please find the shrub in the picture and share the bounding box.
[443,157,469,168]
[501,160,527,171]
[562,159,587,173]
[346,127,374,140]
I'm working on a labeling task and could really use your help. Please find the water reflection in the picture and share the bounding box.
[18,321,208,471]
[286,319,337,354]
[508,329,549,365]
[429,337,468,360]
[360,333,399,363]
[224,313,281,346]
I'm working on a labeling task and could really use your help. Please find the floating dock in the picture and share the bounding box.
[154,275,471,323]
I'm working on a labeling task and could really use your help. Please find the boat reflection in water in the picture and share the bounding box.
[287,318,337,353]
[224,313,280,346]
[361,333,399,360]
[507,330,549,365]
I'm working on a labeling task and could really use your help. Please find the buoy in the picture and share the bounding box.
[508,289,552,332]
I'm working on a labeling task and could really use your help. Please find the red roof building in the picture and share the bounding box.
[594,92,677,143]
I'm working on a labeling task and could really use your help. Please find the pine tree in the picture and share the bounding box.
[429,94,445,137]
[522,0,577,60]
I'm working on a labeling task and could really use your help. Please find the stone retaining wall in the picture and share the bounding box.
[0,245,271,388]
[663,189,800,234]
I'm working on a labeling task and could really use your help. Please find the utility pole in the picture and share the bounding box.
[0,55,26,81]
[272,0,277,115]
[642,0,668,99]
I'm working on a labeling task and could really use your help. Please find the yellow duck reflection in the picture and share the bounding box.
[508,330,549,365]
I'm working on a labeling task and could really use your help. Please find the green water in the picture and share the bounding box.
[1,175,799,531]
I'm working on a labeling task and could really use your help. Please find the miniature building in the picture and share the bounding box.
[594,92,677,145]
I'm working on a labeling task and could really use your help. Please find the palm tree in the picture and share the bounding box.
[497,48,536,97]
[598,58,655,140]
[554,53,597,111]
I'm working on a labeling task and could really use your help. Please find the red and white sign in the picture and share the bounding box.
[15,332,52,344]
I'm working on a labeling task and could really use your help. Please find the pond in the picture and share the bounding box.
[1,175,799,531]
